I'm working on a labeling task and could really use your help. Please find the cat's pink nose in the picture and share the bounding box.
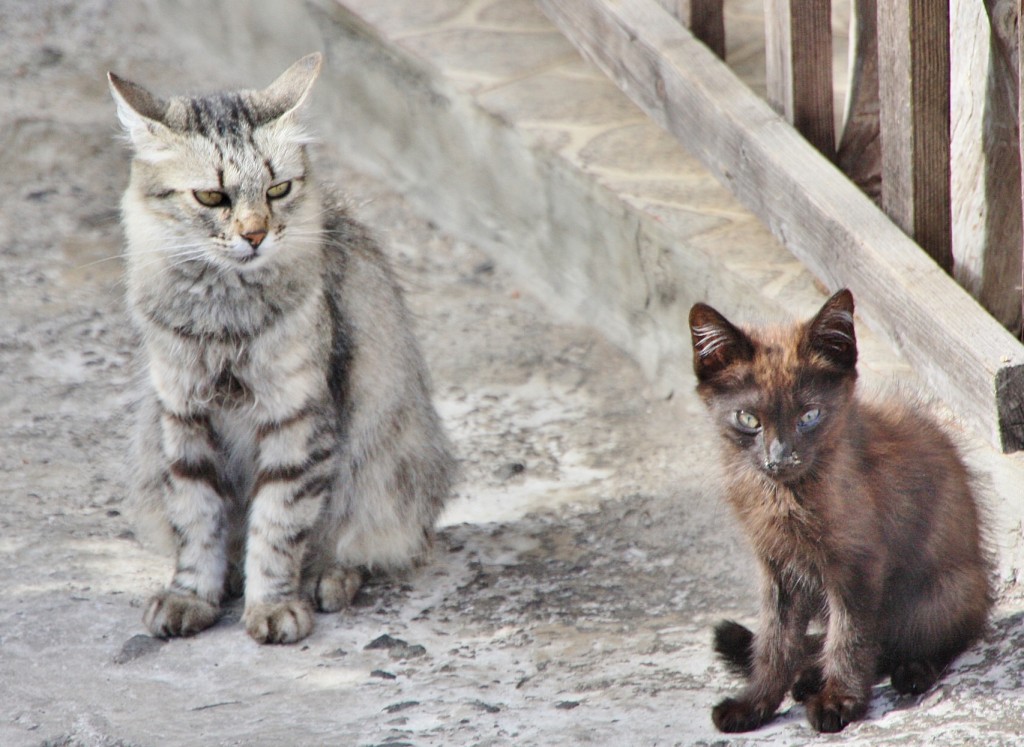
[242,229,267,249]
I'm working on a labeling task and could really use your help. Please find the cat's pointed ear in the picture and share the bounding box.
[108,72,174,159]
[689,303,755,381]
[802,289,857,371]
[257,53,323,124]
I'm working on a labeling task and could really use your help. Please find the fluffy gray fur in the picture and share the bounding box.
[109,54,456,644]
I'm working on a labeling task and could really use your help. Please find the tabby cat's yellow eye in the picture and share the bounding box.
[193,190,228,208]
[267,181,292,200]
[735,410,761,432]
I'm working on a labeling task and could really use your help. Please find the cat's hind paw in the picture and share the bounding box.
[313,566,364,613]
[890,660,941,695]
[244,599,314,644]
[791,665,824,702]
[144,589,221,638]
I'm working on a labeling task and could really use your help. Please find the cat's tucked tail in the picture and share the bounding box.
[713,620,755,676]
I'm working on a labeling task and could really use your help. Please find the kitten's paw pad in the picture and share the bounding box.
[791,665,824,702]
[144,590,220,638]
[711,697,774,733]
[314,566,363,613]
[891,661,940,695]
[805,689,867,733]
[244,599,314,644]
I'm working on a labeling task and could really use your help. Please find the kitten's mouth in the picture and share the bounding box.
[761,453,804,482]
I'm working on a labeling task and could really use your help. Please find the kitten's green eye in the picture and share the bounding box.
[798,408,822,431]
[734,410,761,432]
[267,181,292,200]
[193,190,228,208]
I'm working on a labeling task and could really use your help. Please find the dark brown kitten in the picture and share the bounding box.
[689,289,993,734]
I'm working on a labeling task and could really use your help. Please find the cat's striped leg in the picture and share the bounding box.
[243,409,338,644]
[144,409,229,638]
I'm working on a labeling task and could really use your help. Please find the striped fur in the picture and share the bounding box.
[111,55,456,644]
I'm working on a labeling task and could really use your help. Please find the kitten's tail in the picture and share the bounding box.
[713,619,755,676]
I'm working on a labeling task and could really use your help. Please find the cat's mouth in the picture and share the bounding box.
[759,449,806,483]
[224,233,275,268]
[226,244,270,269]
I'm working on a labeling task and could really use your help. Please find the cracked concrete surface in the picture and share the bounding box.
[3,2,1024,746]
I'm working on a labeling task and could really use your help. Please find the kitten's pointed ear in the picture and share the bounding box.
[689,303,755,381]
[258,53,323,123]
[108,72,173,158]
[802,289,857,371]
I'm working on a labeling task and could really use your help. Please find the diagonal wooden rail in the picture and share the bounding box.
[537,0,1024,451]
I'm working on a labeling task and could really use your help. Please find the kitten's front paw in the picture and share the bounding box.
[805,686,867,733]
[244,599,314,644]
[313,566,364,613]
[712,697,775,733]
[144,590,221,638]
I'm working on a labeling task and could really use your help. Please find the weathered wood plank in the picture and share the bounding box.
[537,0,1024,451]
[764,0,835,157]
[655,0,726,59]
[877,0,953,273]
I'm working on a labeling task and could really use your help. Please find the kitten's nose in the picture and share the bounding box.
[241,229,267,249]
[764,438,798,473]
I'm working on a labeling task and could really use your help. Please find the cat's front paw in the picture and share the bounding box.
[712,697,775,733]
[805,686,868,733]
[144,589,221,638]
[244,599,314,644]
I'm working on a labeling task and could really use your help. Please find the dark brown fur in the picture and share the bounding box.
[689,290,993,734]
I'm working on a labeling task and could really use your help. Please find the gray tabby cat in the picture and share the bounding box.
[108,54,456,644]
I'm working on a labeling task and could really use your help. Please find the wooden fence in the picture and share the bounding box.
[537,0,1024,451]
[666,0,1022,324]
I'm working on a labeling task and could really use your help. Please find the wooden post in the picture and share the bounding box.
[764,0,835,158]
[655,0,725,59]
[877,0,953,273]
[837,0,881,200]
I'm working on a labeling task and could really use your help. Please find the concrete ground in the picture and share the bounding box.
[2,1,1024,746]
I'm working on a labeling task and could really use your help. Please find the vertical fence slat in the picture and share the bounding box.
[877,0,953,273]
[657,0,725,58]
[836,0,881,200]
[968,0,1024,334]
[764,0,835,158]
[1017,0,1024,332]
